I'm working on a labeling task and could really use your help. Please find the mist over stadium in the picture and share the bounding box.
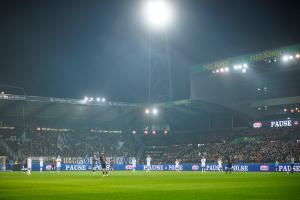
[0,0,300,200]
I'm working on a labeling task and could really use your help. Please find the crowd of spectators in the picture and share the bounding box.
[24,130,136,157]
[0,127,299,164]
[0,128,136,159]
[159,127,300,163]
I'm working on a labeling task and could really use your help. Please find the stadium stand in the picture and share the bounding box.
[1,44,300,166]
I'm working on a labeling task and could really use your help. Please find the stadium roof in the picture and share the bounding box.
[0,94,248,130]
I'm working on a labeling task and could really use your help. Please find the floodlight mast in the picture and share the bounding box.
[143,0,174,105]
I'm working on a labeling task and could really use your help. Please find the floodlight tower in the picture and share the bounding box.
[143,0,174,104]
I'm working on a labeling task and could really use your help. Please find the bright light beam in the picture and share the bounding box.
[152,108,158,115]
[145,108,150,114]
[143,0,173,30]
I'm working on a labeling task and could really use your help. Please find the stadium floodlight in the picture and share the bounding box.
[102,98,106,102]
[143,0,173,30]
[152,108,158,115]
[282,55,289,62]
[145,108,150,114]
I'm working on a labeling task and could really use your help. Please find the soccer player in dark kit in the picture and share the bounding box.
[23,158,27,173]
[100,153,108,176]
[226,157,233,174]
[92,154,97,174]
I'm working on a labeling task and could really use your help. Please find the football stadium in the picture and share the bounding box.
[0,1,300,200]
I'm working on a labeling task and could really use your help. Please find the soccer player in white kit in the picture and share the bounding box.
[39,157,43,172]
[175,159,180,172]
[217,158,223,172]
[56,156,61,173]
[146,155,151,172]
[201,157,206,173]
[132,157,136,172]
[27,156,32,175]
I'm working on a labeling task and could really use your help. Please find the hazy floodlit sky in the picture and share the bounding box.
[0,0,299,102]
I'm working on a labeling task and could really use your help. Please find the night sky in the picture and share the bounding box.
[0,0,299,102]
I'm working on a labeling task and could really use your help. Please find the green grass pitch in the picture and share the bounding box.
[0,171,299,200]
